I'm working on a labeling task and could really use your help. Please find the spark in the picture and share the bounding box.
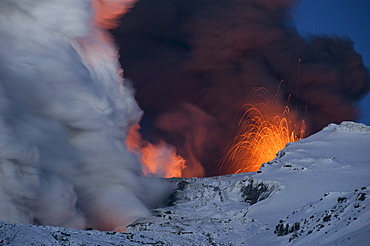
[221,87,305,174]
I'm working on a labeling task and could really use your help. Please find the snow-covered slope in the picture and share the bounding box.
[0,121,369,245]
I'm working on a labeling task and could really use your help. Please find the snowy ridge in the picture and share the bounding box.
[126,176,284,245]
[0,122,369,245]
[335,121,370,133]
[273,186,370,245]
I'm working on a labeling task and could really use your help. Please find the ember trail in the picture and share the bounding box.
[130,86,306,177]
[221,87,306,174]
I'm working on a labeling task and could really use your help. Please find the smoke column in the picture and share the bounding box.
[112,0,370,177]
[0,0,173,232]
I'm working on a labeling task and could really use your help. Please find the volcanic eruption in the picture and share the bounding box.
[112,0,369,177]
[220,87,306,174]
[0,0,369,234]
[0,0,173,232]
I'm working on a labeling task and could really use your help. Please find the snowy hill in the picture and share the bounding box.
[1,121,369,245]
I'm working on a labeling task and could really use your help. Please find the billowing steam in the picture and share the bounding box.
[112,0,370,177]
[0,0,173,231]
[1,0,369,232]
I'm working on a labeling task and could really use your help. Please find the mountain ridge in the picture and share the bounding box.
[1,121,369,245]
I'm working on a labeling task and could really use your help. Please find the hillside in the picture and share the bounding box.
[0,121,369,245]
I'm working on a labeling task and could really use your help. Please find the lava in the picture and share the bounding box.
[129,86,306,177]
[126,124,185,178]
[130,86,305,177]
[220,87,306,174]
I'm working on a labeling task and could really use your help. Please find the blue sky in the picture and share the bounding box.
[293,0,370,125]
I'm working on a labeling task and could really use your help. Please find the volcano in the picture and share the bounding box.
[1,0,369,243]
[1,121,369,245]
[112,0,370,177]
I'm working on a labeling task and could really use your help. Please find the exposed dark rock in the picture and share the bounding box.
[357,193,366,201]
[337,197,347,203]
[240,179,280,205]
[323,215,331,222]
[274,222,300,236]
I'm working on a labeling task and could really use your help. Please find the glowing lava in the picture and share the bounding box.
[126,124,185,178]
[127,86,305,177]
[221,87,305,174]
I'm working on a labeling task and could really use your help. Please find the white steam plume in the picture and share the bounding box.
[0,0,172,232]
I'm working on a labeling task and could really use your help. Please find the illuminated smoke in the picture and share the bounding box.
[92,0,138,29]
[0,0,173,232]
[126,124,186,178]
[112,0,370,176]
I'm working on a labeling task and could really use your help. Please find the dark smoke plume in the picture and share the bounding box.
[112,0,370,177]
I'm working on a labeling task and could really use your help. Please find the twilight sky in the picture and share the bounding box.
[293,0,370,125]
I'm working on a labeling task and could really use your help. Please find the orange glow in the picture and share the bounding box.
[92,0,137,29]
[221,87,305,174]
[126,124,185,178]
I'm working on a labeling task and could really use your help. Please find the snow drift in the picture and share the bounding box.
[0,0,172,231]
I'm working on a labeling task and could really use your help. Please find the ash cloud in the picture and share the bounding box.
[0,0,173,231]
[112,0,370,176]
